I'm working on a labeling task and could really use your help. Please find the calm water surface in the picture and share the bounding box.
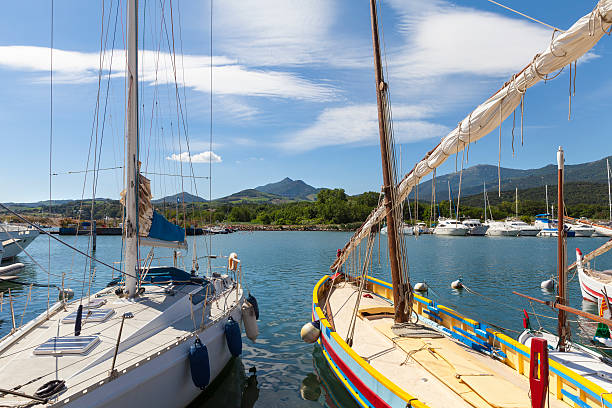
[1,231,611,407]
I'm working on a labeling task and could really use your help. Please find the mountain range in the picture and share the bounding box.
[3,155,612,208]
[408,155,612,202]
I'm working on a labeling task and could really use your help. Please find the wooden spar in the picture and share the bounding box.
[557,147,568,352]
[369,0,407,323]
[513,291,612,327]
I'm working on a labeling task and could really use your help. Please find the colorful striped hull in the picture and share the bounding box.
[312,274,612,408]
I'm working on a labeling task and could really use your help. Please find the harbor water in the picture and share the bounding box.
[1,231,610,407]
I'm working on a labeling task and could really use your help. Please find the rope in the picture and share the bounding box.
[483,0,565,32]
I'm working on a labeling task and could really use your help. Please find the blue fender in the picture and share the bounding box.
[189,338,210,389]
[224,316,242,357]
[247,293,259,320]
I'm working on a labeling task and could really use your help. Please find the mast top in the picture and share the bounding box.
[557,146,564,170]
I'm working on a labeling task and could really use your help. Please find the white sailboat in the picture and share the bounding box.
[0,2,256,407]
[0,223,40,261]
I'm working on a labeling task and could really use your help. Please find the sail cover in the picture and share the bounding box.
[332,0,612,271]
[121,173,187,249]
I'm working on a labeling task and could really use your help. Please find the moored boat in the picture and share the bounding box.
[462,219,488,236]
[485,221,519,236]
[433,218,468,236]
[0,223,39,261]
[308,1,612,407]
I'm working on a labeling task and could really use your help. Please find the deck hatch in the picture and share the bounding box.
[34,336,100,355]
[62,309,114,324]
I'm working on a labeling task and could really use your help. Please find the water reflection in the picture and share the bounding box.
[310,344,359,408]
[189,358,259,408]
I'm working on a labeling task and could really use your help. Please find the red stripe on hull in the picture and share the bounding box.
[320,333,391,408]
[581,281,612,303]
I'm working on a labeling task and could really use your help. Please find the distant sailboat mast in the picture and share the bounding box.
[515,187,518,218]
[124,0,139,298]
[483,182,487,222]
[607,158,611,222]
[545,184,549,216]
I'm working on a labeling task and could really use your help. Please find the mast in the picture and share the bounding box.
[448,180,452,218]
[557,147,568,351]
[369,0,407,323]
[545,184,549,216]
[607,158,611,222]
[125,0,139,298]
[515,187,518,218]
[483,182,486,222]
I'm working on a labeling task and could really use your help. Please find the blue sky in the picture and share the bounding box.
[1,0,611,202]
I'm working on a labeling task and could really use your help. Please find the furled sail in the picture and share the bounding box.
[121,173,187,249]
[332,0,612,271]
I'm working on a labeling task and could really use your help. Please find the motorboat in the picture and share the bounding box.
[485,221,519,236]
[0,223,40,261]
[415,222,431,234]
[568,223,595,237]
[433,218,468,236]
[534,214,576,237]
[380,223,414,235]
[504,219,539,236]
[461,219,488,236]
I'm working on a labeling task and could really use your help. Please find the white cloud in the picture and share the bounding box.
[282,104,449,152]
[386,0,553,79]
[167,151,222,163]
[213,0,368,68]
[0,46,335,100]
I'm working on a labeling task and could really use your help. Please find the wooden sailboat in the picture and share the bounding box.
[309,1,612,407]
[0,2,255,407]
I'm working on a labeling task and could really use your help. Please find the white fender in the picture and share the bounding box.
[300,321,321,344]
[228,252,239,271]
[242,300,259,342]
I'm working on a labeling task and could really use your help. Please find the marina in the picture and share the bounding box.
[0,232,611,407]
[1,0,612,406]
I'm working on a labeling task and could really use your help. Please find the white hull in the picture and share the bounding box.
[1,235,38,261]
[466,225,488,236]
[381,225,414,235]
[572,229,595,237]
[577,266,612,303]
[593,224,612,237]
[64,304,241,408]
[517,228,539,236]
[0,274,246,408]
[0,226,39,261]
[486,229,519,236]
[433,227,468,236]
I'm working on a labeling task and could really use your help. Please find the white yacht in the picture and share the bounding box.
[0,223,40,261]
[504,219,539,236]
[414,222,431,234]
[381,223,414,235]
[568,223,595,237]
[462,219,488,236]
[485,221,519,236]
[433,218,468,236]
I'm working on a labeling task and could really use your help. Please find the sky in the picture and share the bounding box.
[1,0,611,203]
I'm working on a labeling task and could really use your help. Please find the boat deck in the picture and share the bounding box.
[328,283,567,408]
[0,278,240,407]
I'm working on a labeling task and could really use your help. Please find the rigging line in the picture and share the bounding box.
[48,0,54,317]
[482,0,564,32]
[82,0,115,304]
[208,0,214,274]
[0,204,133,278]
[52,166,123,176]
